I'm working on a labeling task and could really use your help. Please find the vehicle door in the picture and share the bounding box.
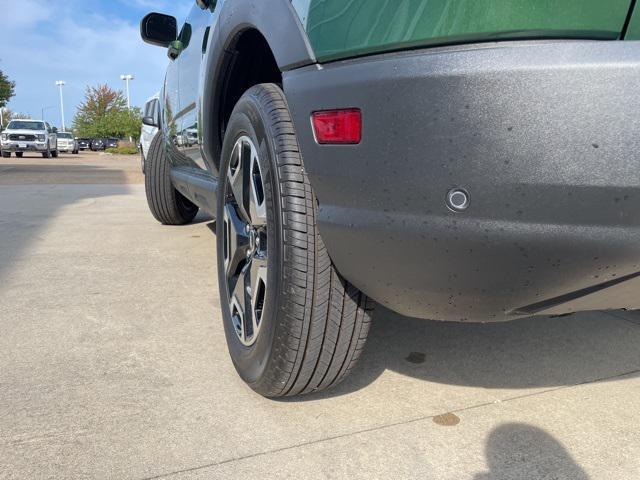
[163,31,181,165]
[176,1,219,172]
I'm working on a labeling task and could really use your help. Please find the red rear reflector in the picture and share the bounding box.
[311,109,361,144]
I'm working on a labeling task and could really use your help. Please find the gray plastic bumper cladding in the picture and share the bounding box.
[283,41,640,322]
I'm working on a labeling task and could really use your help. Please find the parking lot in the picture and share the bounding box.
[1,151,639,479]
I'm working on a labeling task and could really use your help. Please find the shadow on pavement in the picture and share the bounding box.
[0,171,131,285]
[311,306,640,398]
[474,423,589,479]
[198,199,639,401]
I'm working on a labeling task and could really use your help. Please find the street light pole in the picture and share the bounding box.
[55,81,66,131]
[120,74,134,110]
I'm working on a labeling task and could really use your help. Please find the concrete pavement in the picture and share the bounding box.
[1,152,639,479]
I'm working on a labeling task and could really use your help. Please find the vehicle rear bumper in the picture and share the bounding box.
[284,40,640,322]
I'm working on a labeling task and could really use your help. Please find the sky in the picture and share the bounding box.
[1,0,192,130]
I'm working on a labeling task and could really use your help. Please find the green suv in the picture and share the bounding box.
[141,0,640,397]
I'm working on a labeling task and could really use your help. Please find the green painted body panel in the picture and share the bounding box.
[291,0,633,62]
[626,4,640,39]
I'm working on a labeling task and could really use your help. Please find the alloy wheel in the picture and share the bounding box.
[222,136,268,346]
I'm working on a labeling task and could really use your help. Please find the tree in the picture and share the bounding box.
[72,84,142,140]
[0,68,15,110]
[0,107,30,129]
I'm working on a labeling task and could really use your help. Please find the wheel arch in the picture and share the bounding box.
[201,0,315,174]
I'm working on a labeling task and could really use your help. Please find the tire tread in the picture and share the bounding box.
[243,84,373,397]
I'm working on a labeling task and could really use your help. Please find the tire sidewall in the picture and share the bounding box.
[217,91,283,387]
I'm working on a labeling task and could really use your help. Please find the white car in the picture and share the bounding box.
[140,93,160,173]
[56,132,78,154]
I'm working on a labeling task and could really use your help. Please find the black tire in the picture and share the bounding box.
[15,152,23,158]
[144,132,198,225]
[52,150,58,158]
[2,152,10,158]
[42,149,51,159]
[73,149,78,154]
[217,83,374,398]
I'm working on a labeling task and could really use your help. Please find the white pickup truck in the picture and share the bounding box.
[1,120,58,158]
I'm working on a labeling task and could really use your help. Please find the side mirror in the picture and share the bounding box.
[140,12,177,47]
[142,116,158,127]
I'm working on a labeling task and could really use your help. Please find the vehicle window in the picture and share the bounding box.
[144,101,153,117]
[58,133,73,139]
[7,120,46,130]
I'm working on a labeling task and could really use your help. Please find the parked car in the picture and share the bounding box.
[77,138,91,150]
[104,138,119,149]
[56,132,78,154]
[141,2,640,397]
[140,93,160,173]
[0,119,58,158]
[90,138,105,151]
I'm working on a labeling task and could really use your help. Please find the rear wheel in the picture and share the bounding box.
[52,150,58,158]
[2,152,10,158]
[144,132,198,225]
[217,84,374,397]
[15,152,23,158]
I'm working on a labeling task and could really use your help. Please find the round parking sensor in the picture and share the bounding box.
[446,188,470,212]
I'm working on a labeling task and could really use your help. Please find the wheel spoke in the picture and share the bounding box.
[223,204,249,281]
[227,139,251,224]
[249,149,267,226]
[249,256,267,288]
[249,256,267,337]
[230,267,248,344]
